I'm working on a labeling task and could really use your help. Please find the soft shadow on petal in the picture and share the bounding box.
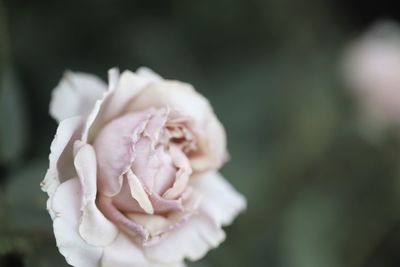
[50,71,107,122]
[143,214,226,263]
[74,144,119,246]
[163,145,192,200]
[101,233,186,267]
[191,171,246,226]
[52,178,103,267]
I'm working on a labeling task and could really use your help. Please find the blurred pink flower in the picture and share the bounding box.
[41,68,246,267]
[343,21,400,129]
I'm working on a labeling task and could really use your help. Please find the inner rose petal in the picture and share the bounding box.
[93,106,201,242]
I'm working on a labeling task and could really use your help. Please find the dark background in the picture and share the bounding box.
[1,0,400,267]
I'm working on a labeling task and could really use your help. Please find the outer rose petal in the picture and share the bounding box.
[143,214,226,263]
[41,116,83,218]
[125,80,227,171]
[191,171,246,226]
[50,71,107,122]
[52,178,103,267]
[87,70,150,141]
[136,67,163,82]
[74,144,119,246]
[101,233,186,267]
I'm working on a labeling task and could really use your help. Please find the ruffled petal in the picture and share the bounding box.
[143,214,225,263]
[101,233,186,267]
[97,195,149,240]
[127,187,202,244]
[191,171,246,226]
[41,116,83,218]
[52,178,103,267]
[93,111,151,196]
[125,80,227,171]
[87,70,150,142]
[50,71,107,122]
[74,144,119,246]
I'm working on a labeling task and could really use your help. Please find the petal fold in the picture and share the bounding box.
[143,215,225,263]
[93,111,151,196]
[126,169,154,214]
[41,116,83,218]
[125,80,227,171]
[74,144,119,246]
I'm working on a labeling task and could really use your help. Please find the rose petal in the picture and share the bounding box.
[110,174,183,215]
[126,168,154,214]
[74,144,119,246]
[128,187,202,244]
[151,146,176,194]
[101,233,185,267]
[143,214,226,263]
[41,116,83,219]
[191,171,246,226]
[163,145,192,200]
[189,116,228,171]
[149,193,183,213]
[49,71,107,122]
[87,70,150,141]
[136,67,163,82]
[125,80,227,171]
[93,111,151,196]
[108,67,120,90]
[97,195,149,240]
[127,214,170,238]
[52,178,103,267]
[131,138,176,195]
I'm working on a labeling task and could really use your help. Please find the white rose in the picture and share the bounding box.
[41,68,246,267]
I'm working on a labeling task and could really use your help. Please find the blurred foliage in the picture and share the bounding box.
[1,0,400,267]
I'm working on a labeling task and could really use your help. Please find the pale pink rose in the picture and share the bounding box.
[343,21,400,128]
[41,68,246,267]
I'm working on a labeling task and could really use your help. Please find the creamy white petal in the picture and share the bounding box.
[50,71,107,122]
[41,116,83,219]
[52,178,103,267]
[191,171,246,226]
[101,233,186,267]
[108,68,120,91]
[137,67,163,82]
[74,144,119,246]
[86,70,150,142]
[126,168,154,214]
[143,214,226,263]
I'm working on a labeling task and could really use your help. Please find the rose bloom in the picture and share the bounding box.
[41,68,246,267]
[343,21,400,129]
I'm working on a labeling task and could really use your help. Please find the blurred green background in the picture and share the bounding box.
[1,0,400,266]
